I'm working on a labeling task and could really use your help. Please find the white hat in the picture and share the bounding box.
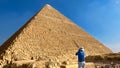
[79,47,84,51]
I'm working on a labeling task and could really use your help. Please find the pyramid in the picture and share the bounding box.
[0,4,112,64]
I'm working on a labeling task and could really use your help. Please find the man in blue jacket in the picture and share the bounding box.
[76,47,85,68]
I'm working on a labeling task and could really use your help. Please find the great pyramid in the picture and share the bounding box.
[0,4,112,66]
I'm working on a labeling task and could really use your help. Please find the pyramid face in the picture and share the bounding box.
[0,4,112,63]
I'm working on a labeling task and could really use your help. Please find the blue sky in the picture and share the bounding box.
[0,0,120,52]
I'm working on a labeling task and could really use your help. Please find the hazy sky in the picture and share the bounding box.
[0,0,120,52]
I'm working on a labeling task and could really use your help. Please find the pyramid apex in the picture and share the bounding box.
[45,4,51,6]
[44,4,52,8]
[41,4,54,10]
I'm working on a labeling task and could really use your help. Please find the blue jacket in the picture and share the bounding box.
[76,51,85,62]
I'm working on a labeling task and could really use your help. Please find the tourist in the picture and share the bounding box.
[76,47,86,68]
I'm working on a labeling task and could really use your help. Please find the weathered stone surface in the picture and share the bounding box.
[86,62,95,68]
[0,4,112,66]
[61,62,95,68]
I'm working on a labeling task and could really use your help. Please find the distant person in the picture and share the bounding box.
[76,47,86,68]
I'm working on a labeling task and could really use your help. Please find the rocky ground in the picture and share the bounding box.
[85,53,120,68]
[95,61,120,68]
